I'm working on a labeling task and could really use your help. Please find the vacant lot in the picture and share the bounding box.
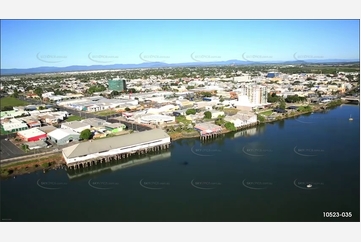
[65,115,83,122]
[259,110,273,116]
[94,110,119,116]
[0,97,29,110]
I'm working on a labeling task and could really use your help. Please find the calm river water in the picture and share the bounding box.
[1,104,359,222]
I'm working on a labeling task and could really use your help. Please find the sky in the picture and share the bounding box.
[0,19,360,69]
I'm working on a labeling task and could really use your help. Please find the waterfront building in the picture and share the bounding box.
[62,129,171,167]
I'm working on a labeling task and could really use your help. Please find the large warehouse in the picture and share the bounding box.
[47,128,80,145]
[62,129,171,166]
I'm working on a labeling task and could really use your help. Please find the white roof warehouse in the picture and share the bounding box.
[62,129,171,165]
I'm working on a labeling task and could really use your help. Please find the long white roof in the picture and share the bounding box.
[62,129,169,159]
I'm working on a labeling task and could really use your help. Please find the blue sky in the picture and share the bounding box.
[1,20,359,69]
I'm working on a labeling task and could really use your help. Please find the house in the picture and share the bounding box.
[224,112,257,128]
[38,125,57,134]
[20,116,41,128]
[194,122,222,135]
[104,123,127,133]
[38,114,59,124]
[81,118,107,129]
[47,128,80,145]
[17,128,47,142]
[209,110,225,119]
[61,121,91,133]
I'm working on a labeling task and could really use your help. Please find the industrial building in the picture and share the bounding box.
[17,128,47,142]
[1,118,29,132]
[47,128,80,145]
[61,121,91,133]
[108,78,127,92]
[62,129,171,168]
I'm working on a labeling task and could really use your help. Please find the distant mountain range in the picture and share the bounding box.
[1,59,359,75]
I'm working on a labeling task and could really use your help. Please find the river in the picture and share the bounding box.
[1,104,359,222]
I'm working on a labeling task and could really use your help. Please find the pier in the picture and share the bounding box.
[67,143,171,170]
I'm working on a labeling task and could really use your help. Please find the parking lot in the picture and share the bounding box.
[0,138,26,160]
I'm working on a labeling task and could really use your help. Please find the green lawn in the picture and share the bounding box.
[94,110,119,116]
[259,110,273,116]
[65,115,83,122]
[175,115,192,125]
[0,97,29,110]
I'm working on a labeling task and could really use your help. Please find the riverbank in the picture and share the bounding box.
[0,101,347,178]
[168,101,345,140]
[0,153,64,179]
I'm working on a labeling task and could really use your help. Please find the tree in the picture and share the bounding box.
[204,111,212,119]
[11,88,19,98]
[111,90,120,96]
[38,106,45,110]
[34,87,43,98]
[125,107,131,111]
[186,109,196,115]
[80,129,92,140]
[224,122,236,131]
[279,98,286,110]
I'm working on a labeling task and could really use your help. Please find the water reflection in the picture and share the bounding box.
[67,151,171,179]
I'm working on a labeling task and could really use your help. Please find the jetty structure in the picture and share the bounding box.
[62,129,171,169]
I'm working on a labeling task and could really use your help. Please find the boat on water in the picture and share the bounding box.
[349,115,353,121]
[307,184,312,188]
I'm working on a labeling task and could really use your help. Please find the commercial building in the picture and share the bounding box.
[25,140,48,150]
[108,78,127,92]
[224,112,258,128]
[62,129,171,167]
[1,118,29,132]
[47,128,80,145]
[104,123,126,133]
[137,114,175,125]
[61,121,91,133]
[17,128,47,142]
[194,122,222,136]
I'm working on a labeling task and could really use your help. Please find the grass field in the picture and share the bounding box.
[259,110,273,116]
[0,97,29,110]
[65,115,83,122]
[93,110,119,116]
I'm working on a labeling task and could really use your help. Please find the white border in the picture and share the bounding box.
[0,1,360,242]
